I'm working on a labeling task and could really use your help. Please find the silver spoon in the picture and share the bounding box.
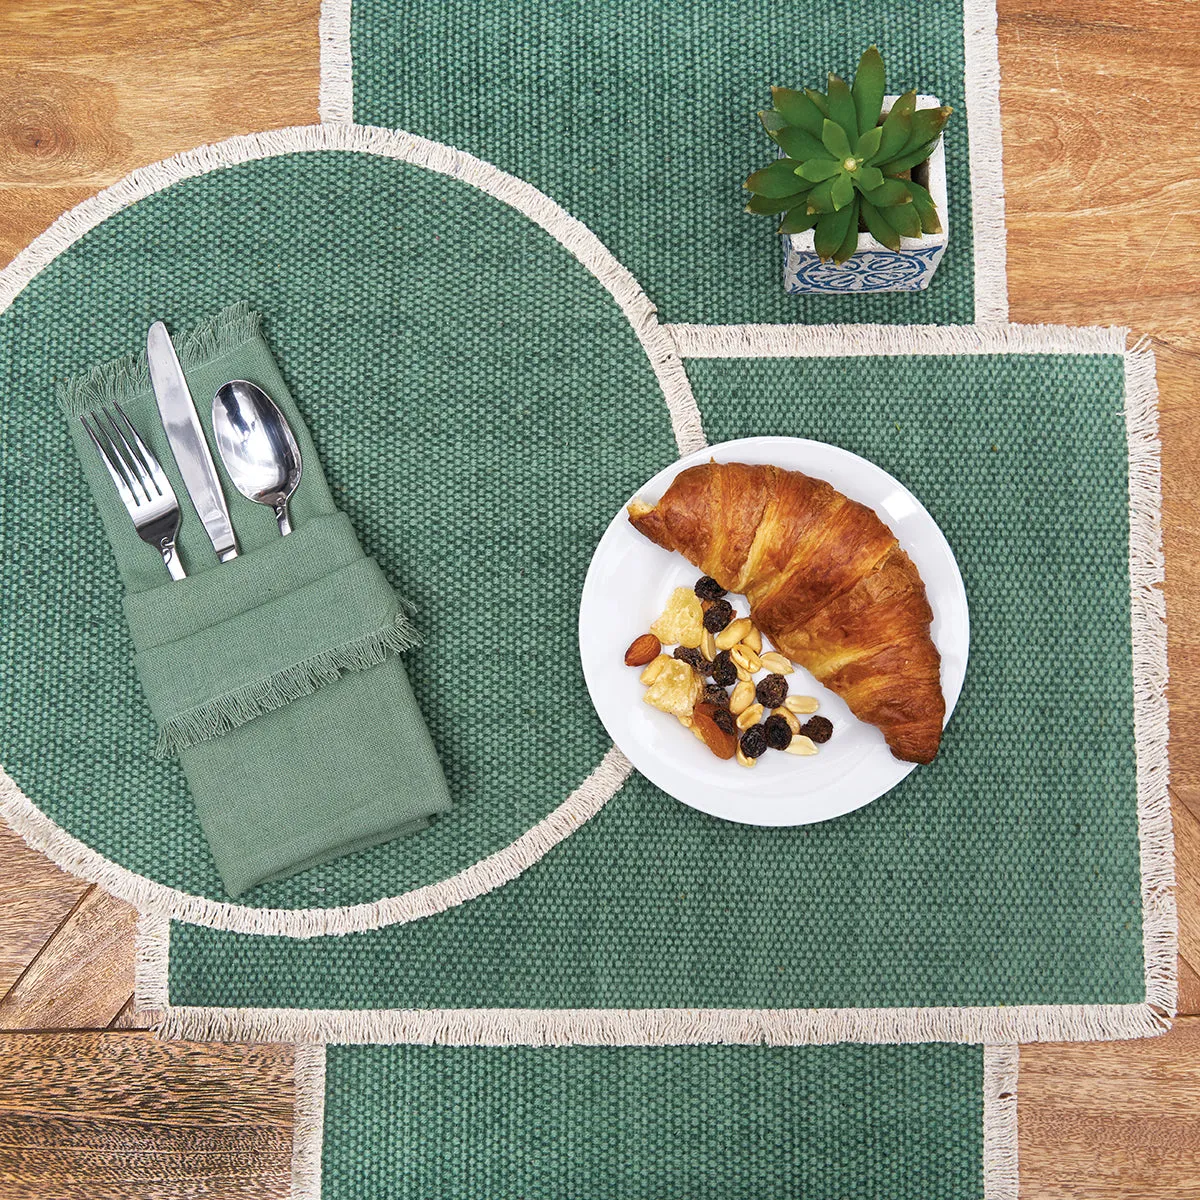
[212,380,302,536]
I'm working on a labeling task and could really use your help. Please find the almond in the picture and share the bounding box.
[624,633,662,667]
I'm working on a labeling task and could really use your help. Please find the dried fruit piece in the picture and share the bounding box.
[736,702,765,730]
[674,646,713,676]
[624,633,661,666]
[692,701,738,760]
[785,734,818,756]
[763,714,793,751]
[702,683,731,708]
[643,659,702,718]
[740,725,768,759]
[703,599,735,633]
[731,645,762,674]
[729,679,756,715]
[650,587,704,649]
[759,651,793,675]
[711,650,738,687]
[715,617,753,651]
[772,706,801,735]
[694,575,727,602]
[743,625,763,653]
[712,707,737,735]
[801,716,834,744]
[640,654,671,685]
[784,695,820,715]
[755,673,789,710]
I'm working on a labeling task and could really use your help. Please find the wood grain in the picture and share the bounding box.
[0,1032,294,1200]
[0,0,1197,1197]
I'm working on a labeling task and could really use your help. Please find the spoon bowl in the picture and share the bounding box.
[212,380,303,536]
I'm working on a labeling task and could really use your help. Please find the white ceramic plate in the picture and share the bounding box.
[579,437,969,826]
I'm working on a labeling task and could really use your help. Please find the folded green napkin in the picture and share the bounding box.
[59,304,451,897]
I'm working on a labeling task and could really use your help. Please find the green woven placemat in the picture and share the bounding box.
[345,0,1001,325]
[295,1042,1015,1200]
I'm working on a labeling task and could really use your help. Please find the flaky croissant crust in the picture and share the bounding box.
[629,461,945,763]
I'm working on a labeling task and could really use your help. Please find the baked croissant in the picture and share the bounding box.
[628,461,945,763]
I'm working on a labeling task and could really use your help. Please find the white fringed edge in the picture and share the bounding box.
[5,747,632,941]
[963,0,1009,323]
[318,0,353,124]
[0,119,703,938]
[291,1044,327,1200]
[664,321,1126,359]
[983,1046,1019,1200]
[151,999,1165,1046]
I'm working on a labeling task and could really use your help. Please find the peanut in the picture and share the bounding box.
[735,743,757,768]
[784,695,819,715]
[700,628,718,661]
[736,703,764,730]
[785,734,818,756]
[715,617,753,651]
[759,651,793,675]
[773,706,800,734]
[731,645,762,674]
[729,679,755,714]
[743,625,763,653]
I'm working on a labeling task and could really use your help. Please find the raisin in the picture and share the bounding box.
[673,646,713,676]
[763,714,793,751]
[712,707,736,735]
[703,599,735,633]
[739,725,768,759]
[710,650,737,687]
[694,575,727,602]
[801,716,834,744]
[702,683,730,708]
[755,673,789,710]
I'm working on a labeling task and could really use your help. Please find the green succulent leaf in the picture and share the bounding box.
[826,74,858,141]
[820,118,853,161]
[778,206,820,235]
[745,192,808,215]
[852,45,886,135]
[863,178,913,208]
[774,125,830,161]
[744,158,810,197]
[799,157,841,183]
[805,176,837,213]
[860,197,902,251]
[885,198,923,238]
[814,201,856,261]
[758,109,788,134]
[854,165,884,192]
[805,88,830,118]
[855,125,883,162]
[901,105,952,156]
[904,180,943,234]
[876,90,916,160]
[879,141,939,175]
[830,170,855,210]
[833,197,862,262]
[770,87,825,137]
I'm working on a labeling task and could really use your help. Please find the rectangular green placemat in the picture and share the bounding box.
[292,1043,1017,1200]
[144,329,1171,1047]
[336,0,1007,325]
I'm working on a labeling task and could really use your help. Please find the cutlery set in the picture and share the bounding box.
[84,321,302,580]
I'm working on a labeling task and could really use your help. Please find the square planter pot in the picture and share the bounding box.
[781,94,949,295]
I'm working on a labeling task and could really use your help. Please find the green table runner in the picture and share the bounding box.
[340,0,1003,325]
[295,1042,1016,1200]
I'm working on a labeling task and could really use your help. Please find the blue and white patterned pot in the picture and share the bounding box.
[781,94,949,295]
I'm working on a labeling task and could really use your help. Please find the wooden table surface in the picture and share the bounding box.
[1,2,1198,1196]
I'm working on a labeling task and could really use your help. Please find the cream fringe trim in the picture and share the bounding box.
[983,1046,1019,1200]
[318,0,353,125]
[149,999,1163,1046]
[291,1044,327,1200]
[963,0,1010,323]
[5,747,632,942]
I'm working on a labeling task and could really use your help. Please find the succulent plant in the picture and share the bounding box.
[744,46,952,263]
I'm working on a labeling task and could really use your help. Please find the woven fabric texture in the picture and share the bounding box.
[0,150,676,908]
[320,1042,986,1200]
[351,0,975,325]
[168,349,1145,1011]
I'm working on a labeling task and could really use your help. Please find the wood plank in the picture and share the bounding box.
[0,1031,294,1200]
[1173,797,1200,988]
[0,826,89,998]
[1177,955,1200,1020]
[0,887,136,1031]
[1020,1018,1200,1199]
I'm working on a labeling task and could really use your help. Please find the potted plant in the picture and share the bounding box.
[743,46,952,294]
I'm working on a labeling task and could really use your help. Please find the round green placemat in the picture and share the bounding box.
[0,130,680,912]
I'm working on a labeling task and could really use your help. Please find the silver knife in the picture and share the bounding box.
[146,321,239,562]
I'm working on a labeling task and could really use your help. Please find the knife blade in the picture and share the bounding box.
[146,321,239,562]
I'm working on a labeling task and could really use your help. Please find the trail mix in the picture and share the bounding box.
[623,576,834,767]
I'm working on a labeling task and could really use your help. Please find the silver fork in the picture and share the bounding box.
[81,405,186,580]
